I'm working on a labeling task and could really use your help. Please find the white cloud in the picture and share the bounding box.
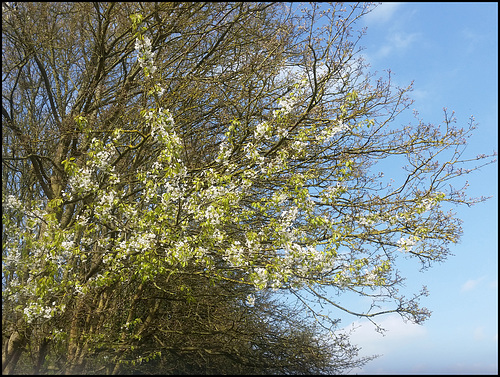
[375,31,421,59]
[461,279,479,292]
[445,362,499,375]
[364,2,403,25]
[341,314,427,356]
[461,27,489,55]
[342,314,428,374]
[460,276,486,292]
[489,279,498,290]
[473,326,498,343]
[473,326,486,341]
[390,32,420,49]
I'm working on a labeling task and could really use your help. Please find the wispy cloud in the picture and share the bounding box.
[488,278,498,290]
[461,27,490,54]
[445,362,499,375]
[389,32,420,49]
[376,31,421,59]
[361,3,420,64]
[342,314,427,355]
[473,326,487,341]
[364,2,403,25]
[342,314,428,374]
[460,276,487,293]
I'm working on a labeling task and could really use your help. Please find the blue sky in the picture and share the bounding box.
[334,3,498,374]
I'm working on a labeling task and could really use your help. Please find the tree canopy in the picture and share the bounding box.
[2,2,495,374]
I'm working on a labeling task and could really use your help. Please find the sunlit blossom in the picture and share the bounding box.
[397,236,418,252]
[3,195,23,210]
[246,294,256,306]
[69,167,97,194]
[318,119,350,142]
[135,36,157,76]
[254,121,269,139]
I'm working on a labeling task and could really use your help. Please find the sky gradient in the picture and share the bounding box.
[336,3,498,374]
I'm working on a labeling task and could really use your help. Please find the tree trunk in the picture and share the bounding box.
[2,329,26,374]
[33,338,50,375]
[64,299,85,375]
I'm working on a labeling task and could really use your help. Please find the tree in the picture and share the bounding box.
[73,271,373,375]
[2,2,495,374]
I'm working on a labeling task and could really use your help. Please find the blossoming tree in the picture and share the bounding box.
[2,2,495,374]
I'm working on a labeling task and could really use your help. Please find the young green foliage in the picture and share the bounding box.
[2,2,496,374]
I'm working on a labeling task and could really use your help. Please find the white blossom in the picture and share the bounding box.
[276,96,295,116]
[61,240,74,250]
[272,191,288,205]
[357,215,375,227]
[244,142,260,160]
[212,229,224,243]
[76,213,89,226]
[4,195,23,210]
[254,121,269,139]
[204,204,222,225]
[280,206,299,227]
[146,108,176,143]
[362,268,378,286]
[252,267,268,289]
[135,36,157,76]
[151,160,163,172]
[23,302,60,324]
[318,119,350,142]
[126,232,156,253]
[94,149,113,170]
[69,167,98,194]
[155,84,165,96]
[291,140,307,154]
[277,125,289,138]
[98,190,116,212]
[397,236,418,252]
[324,182,345,199]
[216,141,232,163]
[224,240,249,267]
[416,194,443,213]
[246,294,256,306]
[74,284,85,295]
[389,213,401,225]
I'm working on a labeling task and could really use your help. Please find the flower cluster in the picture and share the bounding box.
[272,191,288,205]
[135,36,157,76]
[323,182,345,200]
[23,301,65,324]
[252,267,269,289]
[3,195,23,211]
[68,166,98,194]
[224,241,246,267]
[204,204,223,225]
[254,121,270,139]
[318,119,350,142]
[291,140,307,154]
[61,240,75,251]
[280,206,299,227]
[397,236,418,252]
[97,189,116,217]
[143,107,177,144]
[274,96,295,117]
[216,140,232,164]
[416,192,444,214]
[94,149,113,170]
[246,294,256,306]
[273,81,305,119]
[362,268,379,286]
[120,232,157,254]
[357,214,377,227]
